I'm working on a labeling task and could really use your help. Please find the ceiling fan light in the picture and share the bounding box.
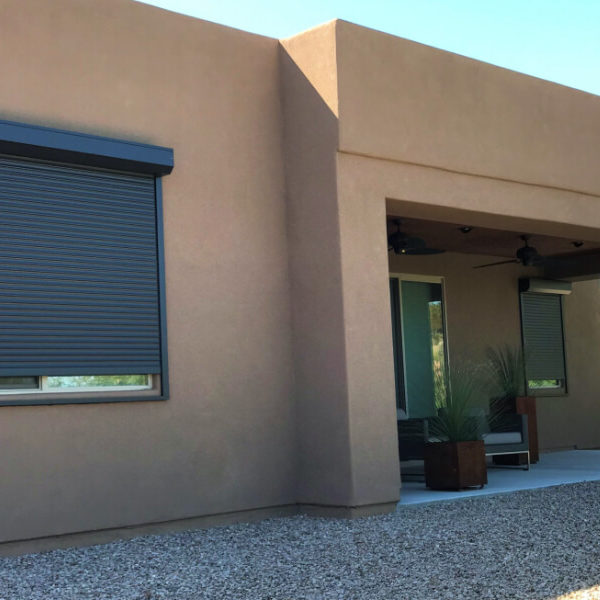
[388,230,408,254]
[386,221,443,255]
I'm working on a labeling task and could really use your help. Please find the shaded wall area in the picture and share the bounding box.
[547,279,600,450]
[280,23,401,509]
[279,24,355,507]
[389,251,527,365]
[389,252,600,451]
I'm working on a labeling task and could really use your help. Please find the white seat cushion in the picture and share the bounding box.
[483,431,523,445]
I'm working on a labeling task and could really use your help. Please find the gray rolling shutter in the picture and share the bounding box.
[0,155,161,376]
[520,292,566,381]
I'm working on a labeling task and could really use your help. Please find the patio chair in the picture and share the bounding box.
[397,418,430,462]
[397,413,530,476]
[482,413,530,470]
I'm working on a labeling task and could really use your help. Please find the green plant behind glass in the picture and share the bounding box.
[47,375,148,388]
[428,300,447,408]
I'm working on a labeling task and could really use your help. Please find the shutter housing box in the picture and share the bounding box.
[519,278,572,295]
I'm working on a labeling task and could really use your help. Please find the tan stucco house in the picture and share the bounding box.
[1,0,600,554]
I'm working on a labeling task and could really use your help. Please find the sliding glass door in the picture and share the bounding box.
[389,276,448,419]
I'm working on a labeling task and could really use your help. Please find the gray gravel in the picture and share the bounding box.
[1,481,600,600]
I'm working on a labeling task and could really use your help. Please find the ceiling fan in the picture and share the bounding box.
[387,219,445,255]
[473,235,545,269]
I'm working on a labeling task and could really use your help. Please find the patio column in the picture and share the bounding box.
[335,180,402,508]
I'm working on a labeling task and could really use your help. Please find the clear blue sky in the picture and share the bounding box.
[137,0,600,96]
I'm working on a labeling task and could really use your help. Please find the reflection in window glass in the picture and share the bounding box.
[429,299,447,406]
[0,376,40,390]
[528,379,562,389]
[47,375,149,389]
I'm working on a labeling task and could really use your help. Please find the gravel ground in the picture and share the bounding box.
[1,481,600,600]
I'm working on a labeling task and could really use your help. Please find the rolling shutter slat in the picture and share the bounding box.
[0,155,161,376]
[520,292,565,380]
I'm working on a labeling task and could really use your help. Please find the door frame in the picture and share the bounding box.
[389,273,451,421]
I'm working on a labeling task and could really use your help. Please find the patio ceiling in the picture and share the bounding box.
[386,215,600,280]
[386,216,600,259]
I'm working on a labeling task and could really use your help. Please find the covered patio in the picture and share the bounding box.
[400,449,600,504]
[384,209,600,497]
[387,208,600,454]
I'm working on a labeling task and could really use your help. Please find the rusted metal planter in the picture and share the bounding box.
[424,440,487,490]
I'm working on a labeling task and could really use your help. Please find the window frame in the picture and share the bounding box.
[0,375,153,395]
[0,119,172,406]
[389,273,451,420]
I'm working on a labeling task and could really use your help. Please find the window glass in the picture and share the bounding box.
[398,280,448,419]
[0,375,151,394]
[0,376,40,390]
[46,375,150,389]
[429,299,447,405]
[528,379,562,390]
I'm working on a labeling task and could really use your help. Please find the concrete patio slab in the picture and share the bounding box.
[399,449,600,505]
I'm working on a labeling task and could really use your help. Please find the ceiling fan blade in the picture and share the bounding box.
[528,255,546,267]
[405,247,446,255]
[405,236,427,250]
[542,256,568,267]
[473,259,519,269]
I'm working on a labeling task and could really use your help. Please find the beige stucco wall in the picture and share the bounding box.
[335,20,600,197]
[0,0,296,543]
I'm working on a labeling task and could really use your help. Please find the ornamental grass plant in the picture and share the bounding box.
[428,363,491,443]
[485,344,526,403]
